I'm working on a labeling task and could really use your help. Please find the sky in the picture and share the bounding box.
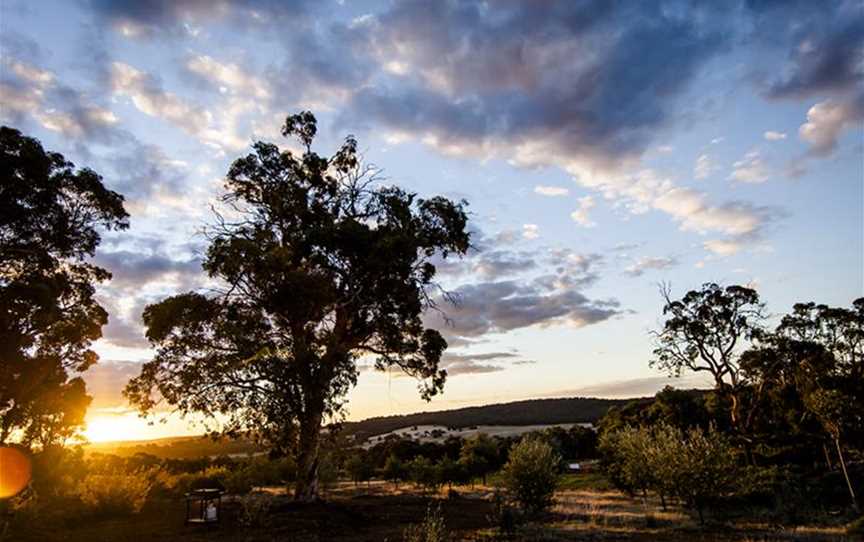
[1,0,862,442]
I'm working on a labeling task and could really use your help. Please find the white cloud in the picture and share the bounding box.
[625,256,677,277]
[799,97,864,156]
[534,185,570,197]
[111,62,256,153]
[703,239,743,256]
[186,55,270,99]
[694,153,715,179]
[729,151,770,183]
[522,224,540,240]
[111,62,212,136]
[570,195,596,227]
[763,130,787,141]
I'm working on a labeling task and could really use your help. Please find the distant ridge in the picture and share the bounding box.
[86,395,646,456]
[340,396,640,441]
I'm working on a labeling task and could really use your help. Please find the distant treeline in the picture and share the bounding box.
[340,396,643,441]
[86,435,260,459]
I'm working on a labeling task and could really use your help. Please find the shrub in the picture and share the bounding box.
[403,503,449,542]
[239,491,275,528]
[847,515,864,535]
[600,424,743,524]
[77,470,153,516]
[501,437,561,516]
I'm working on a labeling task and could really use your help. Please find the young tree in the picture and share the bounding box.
[501,436,561,516]
[382,454,407,488]
[651,283,766,436]
[0,127,128,448]
[458,433,498,486]
[345,452,374,488]
[124,112,470,501]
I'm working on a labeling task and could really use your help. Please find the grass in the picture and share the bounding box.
[7,479,855,541]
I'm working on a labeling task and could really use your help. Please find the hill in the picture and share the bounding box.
[340,396,636,441]
[85,396,640,456]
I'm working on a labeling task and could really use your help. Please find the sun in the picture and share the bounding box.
[84,415,143,443]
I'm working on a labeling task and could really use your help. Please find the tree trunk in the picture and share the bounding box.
[823,442,834,470]
[834,437,860,512]
[294,407,324,502]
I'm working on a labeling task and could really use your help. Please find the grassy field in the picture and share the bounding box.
[9,475,857,541]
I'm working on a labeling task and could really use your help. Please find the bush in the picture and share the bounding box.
[599,424,743,524]
[847,515,864,535]
[77,470,153,516]
[403,503,449,542]
[239,491,275,528]
[501,437,560,516]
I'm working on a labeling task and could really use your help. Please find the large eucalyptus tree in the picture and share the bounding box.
[125,112,470,501]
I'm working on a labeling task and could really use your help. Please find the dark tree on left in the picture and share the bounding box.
[0,126,129,449]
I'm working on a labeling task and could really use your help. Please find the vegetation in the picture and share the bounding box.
[76,469,153,516]
[0,127,128,448]
[501,437,561,516]
[403,503,449,542]
[123,112,470,501]
[2,127,860,540]
[343,397,630,441]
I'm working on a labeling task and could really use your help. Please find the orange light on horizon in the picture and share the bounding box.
[0,447,31,499]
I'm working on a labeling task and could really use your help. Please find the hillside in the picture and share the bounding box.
[85,396,639,456]
[340,396,636,441]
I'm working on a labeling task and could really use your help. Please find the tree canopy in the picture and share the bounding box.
[0,126,128,448]
[124,112,470,500]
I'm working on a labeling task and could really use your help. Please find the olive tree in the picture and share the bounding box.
[502,436,561,516]
[125,112,470,501]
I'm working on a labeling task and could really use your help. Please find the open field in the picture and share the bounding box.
[10,476,856,542]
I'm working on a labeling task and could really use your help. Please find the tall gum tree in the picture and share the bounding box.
[0,126,128,449]
[125,112,470,501]
[650,283,766,452]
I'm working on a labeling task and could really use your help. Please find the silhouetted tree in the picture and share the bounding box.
[124,112,470,501]
[776,300,863,511]
[0,126,128,448]
[651,283,766,443]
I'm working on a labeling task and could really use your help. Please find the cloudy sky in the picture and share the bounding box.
[1,0,862,441]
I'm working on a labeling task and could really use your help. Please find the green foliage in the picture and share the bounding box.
[403,503,449,542]
[76,470,153,516]
[409,456,441,492]
[345,452,374,486]
[238,492,275,528]
[459,433,499,484]
[501,437,561,516]
[125,112,470,500]
[0,127,128,449]
[383,454,408,486]
[651,283,766,432]
[600,423,744,523]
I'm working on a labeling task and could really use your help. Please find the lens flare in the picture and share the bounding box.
[0,447,31,498]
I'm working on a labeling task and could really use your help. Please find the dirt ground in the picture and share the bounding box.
[9,481,856,542]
